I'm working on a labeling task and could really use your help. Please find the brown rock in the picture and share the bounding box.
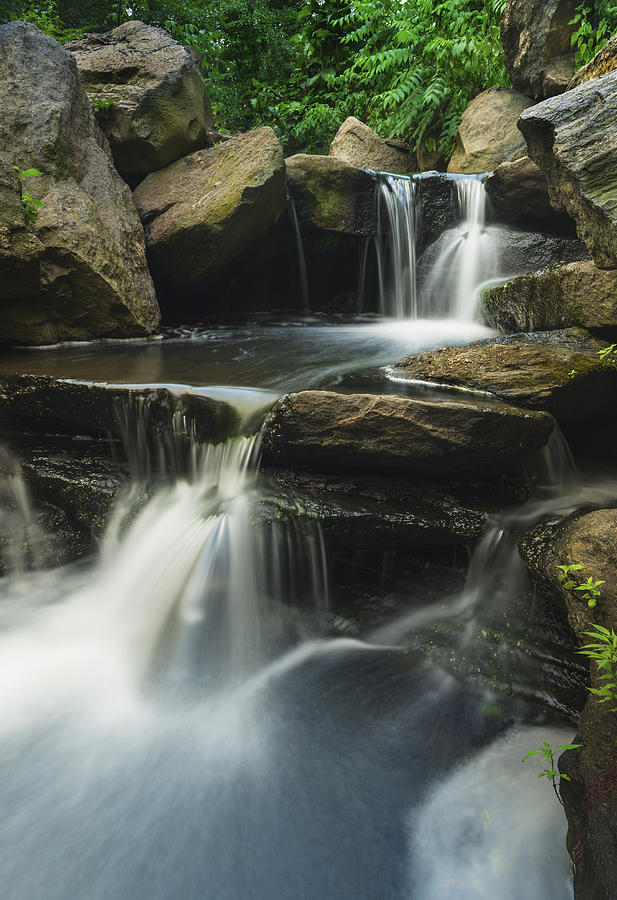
[501,0,577,98]
[484,155,575,235]
[329,117,416,175]
[569,32,617,88]
[447,88,534,173]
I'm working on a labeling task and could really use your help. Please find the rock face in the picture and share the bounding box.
[482,261,617,335]
[519,509,617,900]
[393,330,617,438]
[519,72,617,269]
[501,0,577,98]
[285,154,377,235]
[484,156,576,235]
[0,22,160,346]
[568,32,617,88]
[133,128,287,304]
[67,21,213,183]
[262,390,553,479]
[0,159,45,302]
[329,117,416,175]
[447,88,534,173]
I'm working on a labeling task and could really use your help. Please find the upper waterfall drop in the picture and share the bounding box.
[372,171,497,322]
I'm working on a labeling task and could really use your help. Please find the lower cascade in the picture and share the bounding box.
[0,404,585,899]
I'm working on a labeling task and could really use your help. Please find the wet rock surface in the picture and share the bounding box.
[393,329,617,442]
[0,22,160,346]
[329,117,416,175]
[520,509,617,900]
[262,390,554,479]
[519,71,617,269]
[447,87,533,174]
[67,21,213,183]
[484,156,576,236]
[501,0,577,98]
[482,261,617,337]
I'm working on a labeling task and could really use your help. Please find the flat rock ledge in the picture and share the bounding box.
[261,390,553,479]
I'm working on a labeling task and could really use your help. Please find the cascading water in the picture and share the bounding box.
[375,174,418,318]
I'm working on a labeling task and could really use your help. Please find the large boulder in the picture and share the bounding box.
[519,509,617,900]
[447,88,534,173]
[519,72,617,269]
[285,154,377,235]
[484,156,575,235]
[0,159,45,302]
[481,260,617,335]
[568,32,617,89]
[501,0,577,98]
[67,21,213,183]
[262,390,553,479]
[133,127,287,306]
[0,22,159,346]
[392,330,617,439]
[329,117,416,175]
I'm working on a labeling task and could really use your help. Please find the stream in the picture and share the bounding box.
[0,174,585,899]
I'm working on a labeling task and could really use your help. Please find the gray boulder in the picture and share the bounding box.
[262,390,553,479]
[447,88,534,173]
[329,117,416,175]
[286,154,377,235]
[133,127,287,300]
[67,21,213,183]
[501,0,577,98]
[481,260,617,335]
[0,22,159,346]
[0,159,45,302]
[519,70,617,269]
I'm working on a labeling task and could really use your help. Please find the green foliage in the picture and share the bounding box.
[598,342,617,364]
[12,165,45,222]
[570,1,617,68]
[522,741,582,805]
[0,0,84,41]
[579,625,617,709]
[557,563,605,609]
[91,97,115,112]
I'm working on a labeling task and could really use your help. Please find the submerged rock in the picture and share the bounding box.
[447,88,533,174]
[67,21,213,183]
[262,390,553,479]
[484,156,575,236]
[501,0,576,98]
[519,509,617,900]
[392,329,617,439]
[568,32,617,88]
[329,117,416,175]
[0,22,159,346]
[133,127,287,307]
[481,261,617,336]
[519,71,617,269]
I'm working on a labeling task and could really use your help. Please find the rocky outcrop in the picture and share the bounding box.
[519,509,617,900]
[0,159,45,302]
[67,21,213,183]
[392,330,617,439]
[568,33,617,88]
[133,127,287,307]
[0,22,160,346]
[519,72,617,269]
[329,117,416,175]
[285,154,377,235]
[484,156,576,235]
[447,88,534,173]
[501,0,577,98]
[481,261,617,335]
[0,375,238,445]
[262,390,553,479]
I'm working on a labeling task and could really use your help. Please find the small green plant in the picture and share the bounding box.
[522,741,582,805]
[12,165,45,222]
[598,343,617,364]
[91,97,115,112]
[570,2,617,68]
[579,625,617,709]
[557,563,605,609]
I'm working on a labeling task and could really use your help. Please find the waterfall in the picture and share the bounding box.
[418,174,497,320]
[372,172,496,322]
[290,194,310,313]
[375,174,418,318]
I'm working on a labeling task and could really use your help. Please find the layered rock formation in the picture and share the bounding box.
[501,0,577,98]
